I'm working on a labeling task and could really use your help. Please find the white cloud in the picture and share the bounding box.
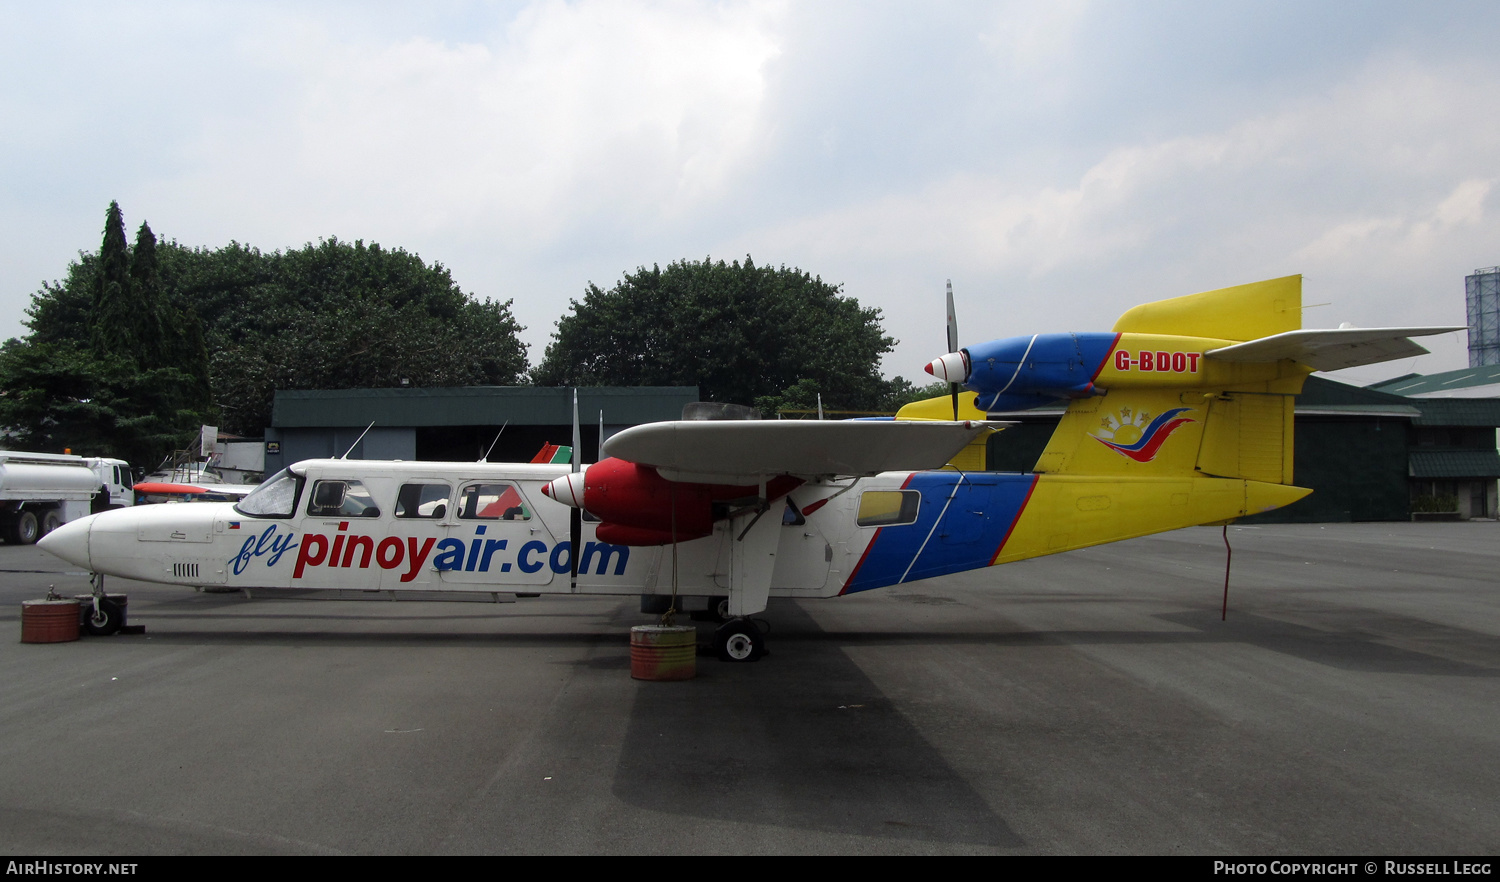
[718,48,1500,377]
[167,0,786,246]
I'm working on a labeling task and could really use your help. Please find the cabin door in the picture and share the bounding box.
[438,480,558,587]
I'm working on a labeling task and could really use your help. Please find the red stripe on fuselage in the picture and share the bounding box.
[1091,333,1123,383]
[989,473,1039,566]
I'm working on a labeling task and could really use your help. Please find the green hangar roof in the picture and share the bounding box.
[272,386,700,428]
[1409,450,1500,479]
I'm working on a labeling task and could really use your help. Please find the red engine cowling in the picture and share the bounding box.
[544,457,801,546]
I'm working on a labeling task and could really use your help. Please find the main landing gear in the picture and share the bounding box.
[713,617,766,663]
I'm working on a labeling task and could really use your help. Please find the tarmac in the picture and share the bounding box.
[0,521,1495,855]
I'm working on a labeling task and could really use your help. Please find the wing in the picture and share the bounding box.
[600,419,999,484]
[133,481,255,500]
[1206,326,1465,372]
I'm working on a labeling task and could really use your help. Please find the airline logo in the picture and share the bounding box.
[1091,406,1196,462]
[1114,350,1201,373]
[228,523,629,581]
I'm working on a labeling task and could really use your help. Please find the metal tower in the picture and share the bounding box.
[1466,267,1500,367]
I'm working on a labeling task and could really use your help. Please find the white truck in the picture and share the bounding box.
[0,451,134,544]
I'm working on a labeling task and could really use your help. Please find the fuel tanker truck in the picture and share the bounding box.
[0,451,134,544]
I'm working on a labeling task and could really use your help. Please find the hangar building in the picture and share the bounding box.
[262,386,699,475]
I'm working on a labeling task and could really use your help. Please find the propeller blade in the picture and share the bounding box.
[570,389,581,588]
[946,279,958,354]
[946,280,960,420]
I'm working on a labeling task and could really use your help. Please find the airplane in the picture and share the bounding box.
[37,275,1461,661]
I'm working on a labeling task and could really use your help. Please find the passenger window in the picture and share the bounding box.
[856,490,920,527]
[395,482,451,519]
[782,500,805,526]
[458,482,530,521]
[308,479,381,518]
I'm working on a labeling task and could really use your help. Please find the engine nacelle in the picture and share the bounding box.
[543,457,801,546]
[928,333,1119,413]
[928,331,1245,414]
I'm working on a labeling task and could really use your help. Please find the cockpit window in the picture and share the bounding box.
[234,469,303,519]
[307,479,381,518]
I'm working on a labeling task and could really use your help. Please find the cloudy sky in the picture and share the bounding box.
[2,1,1496,387]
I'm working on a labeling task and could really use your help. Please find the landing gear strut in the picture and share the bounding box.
[713,618,765,663]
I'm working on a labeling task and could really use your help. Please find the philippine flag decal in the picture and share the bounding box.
[1091,406,1195,463]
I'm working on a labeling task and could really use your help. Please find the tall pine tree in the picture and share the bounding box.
[90,201,133,359]
[128,220,167,368]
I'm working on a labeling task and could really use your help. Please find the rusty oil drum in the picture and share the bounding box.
[21,598,80,643]
[630,625,697,681]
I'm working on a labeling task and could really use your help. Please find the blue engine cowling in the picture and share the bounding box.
[962,332,1119,413]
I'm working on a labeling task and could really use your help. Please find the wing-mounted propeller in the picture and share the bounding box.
[570,388,582,589]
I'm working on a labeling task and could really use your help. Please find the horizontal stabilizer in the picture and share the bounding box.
[602,420,999,483]
[1206,326,1465,372]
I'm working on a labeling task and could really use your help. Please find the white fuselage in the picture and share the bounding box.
[39,459,889,602]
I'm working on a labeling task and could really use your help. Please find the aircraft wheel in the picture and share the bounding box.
[40,511,61,537]
[714,619,764,663]
[9,511,39,545]
[84,598,124,637]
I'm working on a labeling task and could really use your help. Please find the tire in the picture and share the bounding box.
[83,598,124,637]
[40,510,61,537]
[9,511,39,545]
[714,619,765,663]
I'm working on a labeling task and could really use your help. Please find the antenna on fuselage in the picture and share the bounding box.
[479,421,509,462]
[339,422,376,460]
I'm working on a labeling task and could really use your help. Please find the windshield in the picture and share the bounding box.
[234,468,304,518]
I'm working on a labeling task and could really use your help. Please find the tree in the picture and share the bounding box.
[0,204,216,466]
[534,256,908,413]
[7,213,529,441]
[90,201,132,359]
[185,237,527,434]
[127,220,167,368]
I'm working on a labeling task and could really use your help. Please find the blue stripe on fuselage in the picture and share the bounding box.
[841,472,1037,594]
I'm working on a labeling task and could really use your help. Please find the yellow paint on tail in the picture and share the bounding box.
[1112,274,1302,341]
